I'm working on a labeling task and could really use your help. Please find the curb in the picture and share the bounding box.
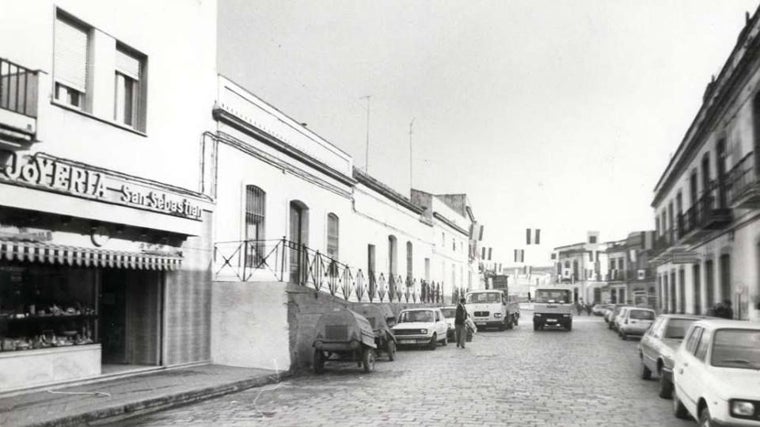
[28,371,292,427]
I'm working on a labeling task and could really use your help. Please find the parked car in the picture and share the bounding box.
[604,304,626,324]
[312,308,378,373]
[392,308,448,350]
[611,306,633,331]
[618,307,656,340]
[592,304,611,316]
[639,314,705,399]
[672,319,760,426]
[440,306,472,342]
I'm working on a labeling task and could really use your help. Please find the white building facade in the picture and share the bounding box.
[0,0,217,392]
[651,7,760,322]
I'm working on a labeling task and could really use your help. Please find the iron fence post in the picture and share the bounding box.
[280,236,286,282]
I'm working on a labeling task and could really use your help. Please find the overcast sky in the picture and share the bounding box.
[218,0,760,266]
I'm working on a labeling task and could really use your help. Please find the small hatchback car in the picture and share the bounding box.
[672,319,760,426]
[618,307,655,340]
[391,308,449,350]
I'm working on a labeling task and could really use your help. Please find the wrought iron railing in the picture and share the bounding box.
[728,152,756,204]
[214,238,440,304]
[0,57,38,118]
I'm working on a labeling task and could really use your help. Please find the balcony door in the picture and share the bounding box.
[716,140,727,208]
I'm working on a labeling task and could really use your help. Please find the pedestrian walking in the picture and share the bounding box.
[585,303,592,316]
[455,297,468,348]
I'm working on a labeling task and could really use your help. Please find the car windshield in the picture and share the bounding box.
[629,310,654,320]
[466,293,501,303]
[711,329,760,370]
[664,318,698,339]
[535,290,571,303]
[440,308,456,318]
[398,310,434,323]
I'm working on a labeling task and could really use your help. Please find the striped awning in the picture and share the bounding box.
[0,239,182,271]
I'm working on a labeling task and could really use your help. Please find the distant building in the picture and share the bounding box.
[605,231,657,307]
[552,231,609,303]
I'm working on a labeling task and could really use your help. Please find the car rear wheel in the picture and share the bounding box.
[362,348,375,373]
[659,374,673,399]
[566,322,572,331]
[672,388,689,419]
[386,340,396,361]
[428,333,437,350]
[640,361,651,380]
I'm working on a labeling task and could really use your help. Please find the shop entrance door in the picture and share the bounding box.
[100,270,162,371]
[100,271,127,364]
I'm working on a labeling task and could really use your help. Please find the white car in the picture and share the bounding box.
[391,308,449,350]
[612,307,632,331]
[618,308,656,340]
[672,319,760,426]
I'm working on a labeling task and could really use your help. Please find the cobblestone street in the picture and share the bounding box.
[107,312,696,427]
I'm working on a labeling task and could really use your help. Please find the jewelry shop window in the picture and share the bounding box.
[0,263,97,352]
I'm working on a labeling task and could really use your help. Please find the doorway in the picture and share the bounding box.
[288,201,309,284]
[99,269,162,372]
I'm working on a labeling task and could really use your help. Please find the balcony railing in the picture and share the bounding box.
[728,152,760,208]
[213,238,444,304]
[0,57,38,142]
[677,188,731,243]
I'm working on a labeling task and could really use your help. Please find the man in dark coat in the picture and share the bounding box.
[455,297,468,348]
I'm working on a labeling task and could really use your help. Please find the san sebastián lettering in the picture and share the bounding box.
[0,151,202,220]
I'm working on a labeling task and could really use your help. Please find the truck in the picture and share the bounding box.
[532,287,573,331]
[466,287,520,331]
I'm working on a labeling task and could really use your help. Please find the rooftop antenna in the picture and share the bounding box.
[361,95,372,173]
[409,118,415,190]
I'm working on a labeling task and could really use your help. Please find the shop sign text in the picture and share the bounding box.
[0,151,202,220]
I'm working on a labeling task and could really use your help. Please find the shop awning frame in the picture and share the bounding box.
[0,239,182,271]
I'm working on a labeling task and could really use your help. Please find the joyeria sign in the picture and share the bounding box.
[0,151,202,220]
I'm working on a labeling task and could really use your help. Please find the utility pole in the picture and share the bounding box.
[409,118,415,190]
[361,95,371,173]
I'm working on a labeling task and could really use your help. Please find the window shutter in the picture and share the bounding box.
[55,17,89,91]
[116,48,141,80]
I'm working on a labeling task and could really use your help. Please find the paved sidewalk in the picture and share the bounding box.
[0,364,288,427]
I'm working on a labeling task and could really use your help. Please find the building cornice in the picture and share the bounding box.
[432,212,469,237]
[213,107,356,187]
[352,168,423,215]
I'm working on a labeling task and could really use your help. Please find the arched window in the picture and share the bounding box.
[326,213,339,259]
[406,241,413,280]
[245,185,265,265]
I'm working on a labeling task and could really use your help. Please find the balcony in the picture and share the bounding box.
[0,57,38,148]
[677,190,731,244]
[728,152,760,209]
[650,228,698,265]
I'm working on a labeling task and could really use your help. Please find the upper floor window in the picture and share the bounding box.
[114,45,145,129]
[54,10,147,132]
[54,13,89,110]
[326,213,339,259]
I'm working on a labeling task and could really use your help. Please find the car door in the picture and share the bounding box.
[436,310,447,337]
[641,317,662,370]
[676,326,704,412]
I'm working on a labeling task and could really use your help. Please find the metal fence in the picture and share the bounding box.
[214,238,447,304]
[0,57,38,118]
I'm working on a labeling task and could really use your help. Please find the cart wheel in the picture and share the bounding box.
[362,348,376,372]
[387,340,396,361]
[313,349,325,374]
